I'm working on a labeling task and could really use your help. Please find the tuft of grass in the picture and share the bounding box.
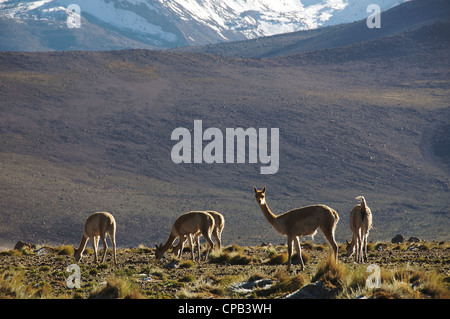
[56,245,74,256]
[265,250,310,266]
[419,272,449,298]
[0,249,23,257]
[266,252,288,265]
[312,256,347,289]
[135,244,152,254]
[254,269,308,297]
[89,276,143,299]
[209,251,253,265]
[0,270,32,298]
[179,274,196,283]
[224,244,244,253]
[39,266,50,272]
[179,260,195,268]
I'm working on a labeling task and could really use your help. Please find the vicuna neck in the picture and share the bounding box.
[259,202,277,225]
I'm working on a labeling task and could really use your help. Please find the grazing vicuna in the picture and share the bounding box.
[155,211,215,261]
[172,211,225,260]
[74,212,117,264]
[346,196,373,263]
[254,186,339,269]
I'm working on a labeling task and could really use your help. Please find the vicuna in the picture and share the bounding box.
[254,186,339,269]
[172,211,225,260]
[346,196,373,263]
[74,212,117,264]
[155,211,215,261]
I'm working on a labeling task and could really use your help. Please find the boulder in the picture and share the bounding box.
[391,234,405,244]
[13,241,35,250]
[284,281,339,299]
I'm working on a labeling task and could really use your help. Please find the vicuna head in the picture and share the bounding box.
[73,246,83,262]
[345,239,355,257]
[253,186,266,205]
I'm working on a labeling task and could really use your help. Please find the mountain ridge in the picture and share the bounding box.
[177,0,450,58]
[0,0,406,51]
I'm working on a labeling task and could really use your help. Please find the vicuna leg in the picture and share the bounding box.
[100,235,108,263]
[322,228,339,263]
[363,232,369,262]
[200,231,214,261]
[213,229,222,251]
[91,236,99,263]
[287,235,293,269]
[357,228,363,263]
[188,234,195,261]
[195,234,201,261]
[294,236,305,270]
[111,232,117,264]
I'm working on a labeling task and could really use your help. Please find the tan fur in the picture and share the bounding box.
[74,212,117,264]
[155,211,215,261]
[254,186,339,270]
[172,211,225,260]
[346,196,373,263]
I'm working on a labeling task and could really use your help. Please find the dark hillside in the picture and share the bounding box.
[0,12,449,248]
[178,0,450,58]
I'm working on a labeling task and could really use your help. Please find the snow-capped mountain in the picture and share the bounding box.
[0,0,407,50]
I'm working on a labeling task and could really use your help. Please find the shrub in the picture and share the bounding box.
[57,245,74,256]
[0,249,22,257]
[180,260,195,268]
[0,270,33,298]
[179,274,196,283]
[312,255,347,289]
[224,244,244,253]
[209,251,252,265]
[89,276,142,299]
[266,251,310,266]
[39,266,50,272]
[266,252,288,265]
[136,244,152,254]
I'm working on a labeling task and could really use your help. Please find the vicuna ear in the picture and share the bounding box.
[253,186,258,193]
[346,239,350,245]
[262,186,266,193]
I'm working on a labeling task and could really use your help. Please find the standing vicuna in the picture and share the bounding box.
[346,196,373,263]
[172,211,225,260]
[254,186,340,270]
[74,212,117,264]
[155,211,215,261]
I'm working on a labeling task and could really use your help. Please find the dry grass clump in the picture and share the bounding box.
[270,269,308,294]
[375,267,450,299]
[89,276,142,299]
[265,248,311,266]
[0,270,34,299]
[209,245,253,265]
[0,242,448,299]
[56,245,74,256]
[311,255,348,294]
[0,269,63,299]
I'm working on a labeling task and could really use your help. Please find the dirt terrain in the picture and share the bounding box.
[1,241,449,299]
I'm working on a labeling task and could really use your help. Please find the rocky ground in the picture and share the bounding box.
[0,240,449,299]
